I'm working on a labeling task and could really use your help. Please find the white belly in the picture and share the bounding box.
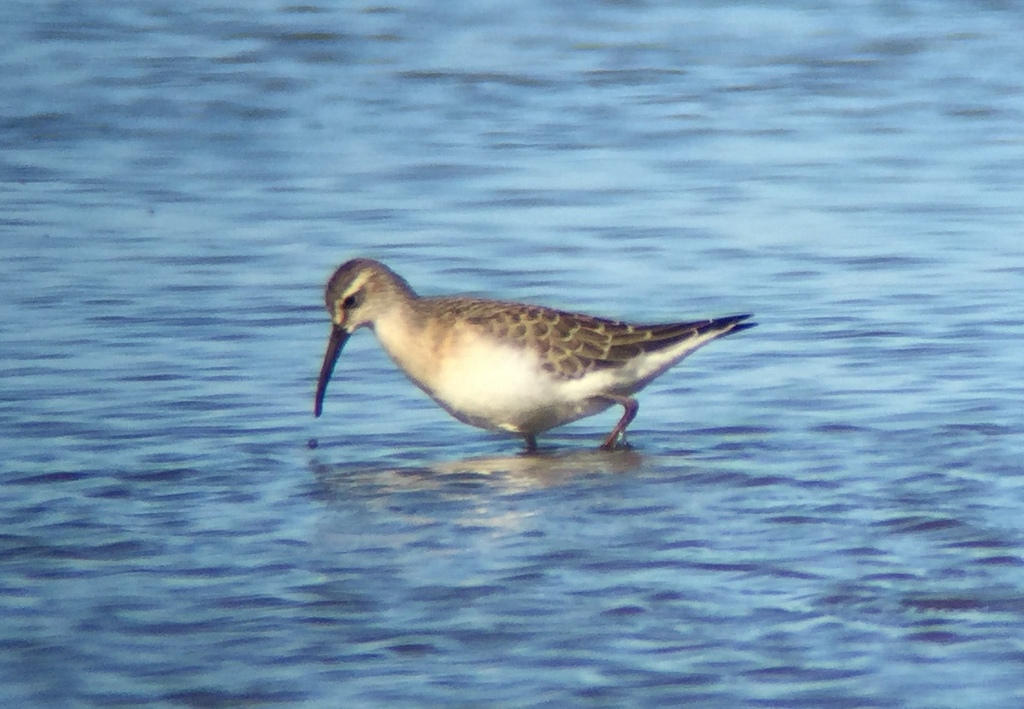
[426,341,612,434]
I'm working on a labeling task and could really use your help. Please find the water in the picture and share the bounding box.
[3,0,1024,706]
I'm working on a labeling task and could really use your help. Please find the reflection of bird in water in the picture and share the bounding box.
[311,448,646,496]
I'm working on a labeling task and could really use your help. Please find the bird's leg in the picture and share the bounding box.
[523,434,538,455]
[599,395,638,450]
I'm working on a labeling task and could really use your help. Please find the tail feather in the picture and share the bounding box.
[702,313,756,337]
[600,313,754,366]
[655,313,755,350]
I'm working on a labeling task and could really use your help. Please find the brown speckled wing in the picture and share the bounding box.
[434,297,752,381]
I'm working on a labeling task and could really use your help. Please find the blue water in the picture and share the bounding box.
[3,1,1024,706]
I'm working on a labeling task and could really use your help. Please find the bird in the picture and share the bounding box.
[313,258,754,452]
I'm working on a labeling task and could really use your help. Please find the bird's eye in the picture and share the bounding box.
[342,291,361,310]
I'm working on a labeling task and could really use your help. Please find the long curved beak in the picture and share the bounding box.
[314,325,350,417]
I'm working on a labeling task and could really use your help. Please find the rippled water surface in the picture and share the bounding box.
[3,1,1024,706]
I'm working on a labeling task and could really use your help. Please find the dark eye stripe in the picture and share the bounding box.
[342,291,362,309]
